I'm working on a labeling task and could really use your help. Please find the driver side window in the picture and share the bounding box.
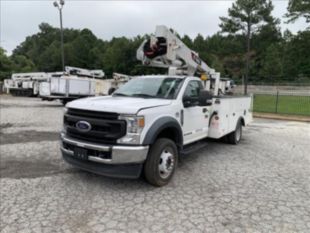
[184,81,202,98]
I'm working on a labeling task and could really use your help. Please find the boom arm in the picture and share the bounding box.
[137,25,221,95]
[65,66,105,79]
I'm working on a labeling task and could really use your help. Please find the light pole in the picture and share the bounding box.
[53,0,65,71]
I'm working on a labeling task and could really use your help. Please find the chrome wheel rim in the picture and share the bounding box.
[158,148,175,179]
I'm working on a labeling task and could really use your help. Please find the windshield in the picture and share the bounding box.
[113,77,184,99]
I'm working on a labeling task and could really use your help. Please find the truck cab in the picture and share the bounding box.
[61,75,252,186]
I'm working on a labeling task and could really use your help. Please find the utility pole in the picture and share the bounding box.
[53,0,65,71]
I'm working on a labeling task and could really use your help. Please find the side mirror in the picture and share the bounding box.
[199,90,213,106]
[183,96,198,108]
[183,96,192,108]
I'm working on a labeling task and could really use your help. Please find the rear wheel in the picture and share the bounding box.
[144,138,178,187]
[227,119,242,145]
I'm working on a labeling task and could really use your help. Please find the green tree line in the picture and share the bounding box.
[0,0,309,84]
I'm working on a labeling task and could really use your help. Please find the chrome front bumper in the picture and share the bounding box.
[60,133,149,164]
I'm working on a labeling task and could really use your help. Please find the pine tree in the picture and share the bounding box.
[285,0,310,24]
[219,0,274,94]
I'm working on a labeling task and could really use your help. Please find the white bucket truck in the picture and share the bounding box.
[4,72,49,96]
[40,66,106,104]
[61,26,252,186]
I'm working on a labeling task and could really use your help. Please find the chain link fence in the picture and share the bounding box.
[253,90,310,116]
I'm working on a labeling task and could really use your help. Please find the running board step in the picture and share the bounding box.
[180,141,208,156]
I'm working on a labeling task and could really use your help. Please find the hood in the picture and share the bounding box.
[66,96,172,114]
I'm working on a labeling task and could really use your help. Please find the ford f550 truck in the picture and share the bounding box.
[60,26,252,186]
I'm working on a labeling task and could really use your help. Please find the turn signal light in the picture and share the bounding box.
[138,118,145,127]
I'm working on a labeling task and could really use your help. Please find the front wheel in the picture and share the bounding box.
[227,119,242,145]
[144,138,178,187]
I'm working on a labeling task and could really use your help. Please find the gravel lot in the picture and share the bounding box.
[1,95,310,233]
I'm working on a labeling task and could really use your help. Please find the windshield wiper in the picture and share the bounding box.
[131,93,155,98]
[113,93,130,97]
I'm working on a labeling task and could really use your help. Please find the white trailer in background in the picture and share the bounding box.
[40,66,105,104]
[3,71,64,96]
[3,66,131,100]
[4,73,49,96]
[40,69,133,104]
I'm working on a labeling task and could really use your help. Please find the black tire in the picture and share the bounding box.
[10,90,18,96]
[61,99,69,105]
[108,87,116,95]
[144,138,178,187]
[227,119,242,145]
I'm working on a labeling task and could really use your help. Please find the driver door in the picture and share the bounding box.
[182,80,209,145]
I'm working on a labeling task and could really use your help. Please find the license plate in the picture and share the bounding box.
[74,147,88,160]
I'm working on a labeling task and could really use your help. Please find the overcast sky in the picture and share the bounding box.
[0,0,308,55]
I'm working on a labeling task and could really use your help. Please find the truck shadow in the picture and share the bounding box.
[0,137,245,191]
[67,168,153,191]
[178,138,225,166]
[62,139,230,190]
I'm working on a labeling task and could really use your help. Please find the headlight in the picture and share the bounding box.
[118,115,145,144]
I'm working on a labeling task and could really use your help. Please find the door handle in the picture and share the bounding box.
[180,110,184,126]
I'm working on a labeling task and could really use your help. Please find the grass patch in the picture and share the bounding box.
[253,94,310,116]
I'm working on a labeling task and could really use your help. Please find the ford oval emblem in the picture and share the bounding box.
[76,121,91,132]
